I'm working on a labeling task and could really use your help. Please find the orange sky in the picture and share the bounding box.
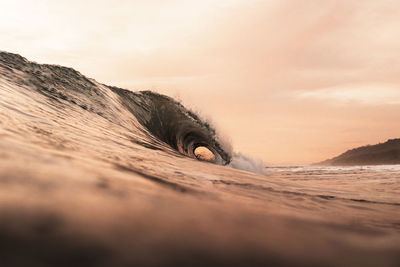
[1,0,400,164]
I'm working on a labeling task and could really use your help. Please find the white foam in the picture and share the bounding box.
[228,152,264,174]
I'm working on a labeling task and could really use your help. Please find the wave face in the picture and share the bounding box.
[1,51,400,267]
[0,51,230,165]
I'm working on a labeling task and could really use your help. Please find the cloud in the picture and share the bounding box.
[297,84,400,105]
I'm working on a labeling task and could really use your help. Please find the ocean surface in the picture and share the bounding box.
[1,51,399,267]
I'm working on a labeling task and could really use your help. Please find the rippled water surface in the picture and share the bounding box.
[1,52,399,267]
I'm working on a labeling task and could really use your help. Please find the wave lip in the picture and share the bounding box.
[109,88,232,165]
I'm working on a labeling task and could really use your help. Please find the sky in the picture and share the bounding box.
[1,0,400,164]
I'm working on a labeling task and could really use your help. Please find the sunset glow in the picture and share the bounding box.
[2,0,399,164]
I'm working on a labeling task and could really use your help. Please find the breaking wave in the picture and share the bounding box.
[0,51,233,166]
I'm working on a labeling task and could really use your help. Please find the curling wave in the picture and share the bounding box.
[0,51,231,166]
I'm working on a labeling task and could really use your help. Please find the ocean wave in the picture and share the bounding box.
[0,51,231,166]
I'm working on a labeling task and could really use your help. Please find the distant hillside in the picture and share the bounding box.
[316,139,400,166]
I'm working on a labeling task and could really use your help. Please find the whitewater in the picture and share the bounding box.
[0,51,399,267]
